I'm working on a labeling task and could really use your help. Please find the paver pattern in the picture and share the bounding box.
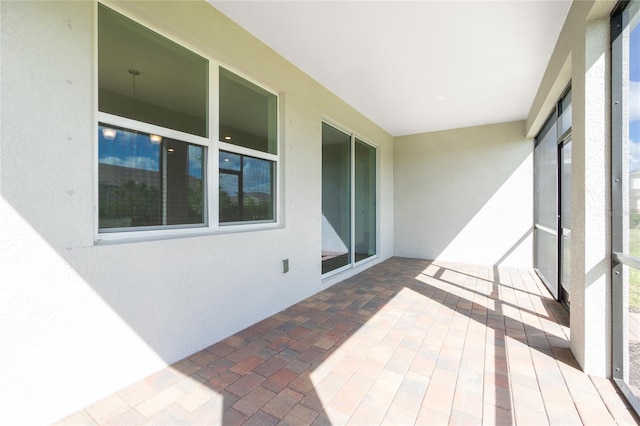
[57,257,638,425]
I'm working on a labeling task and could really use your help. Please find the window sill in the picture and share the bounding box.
[95,222,282,245]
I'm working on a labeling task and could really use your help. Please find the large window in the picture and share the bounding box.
[612,0,640,414]
[97,4,278,238]
[322,122,377,275]
[219,68,277,155]
[218,68,278,224]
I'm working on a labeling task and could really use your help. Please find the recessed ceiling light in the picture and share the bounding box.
[224,135,232,140]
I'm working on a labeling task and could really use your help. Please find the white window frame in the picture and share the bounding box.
[94,2,281,244]
[217,66,280,227]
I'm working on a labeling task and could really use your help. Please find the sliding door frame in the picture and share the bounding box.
[321,120,379,278]
[533,86,572,304]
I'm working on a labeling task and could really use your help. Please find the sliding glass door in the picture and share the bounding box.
[322,124,352,273]
[534,117,559,299]
[322,122,377,275]
[534,88,571,303]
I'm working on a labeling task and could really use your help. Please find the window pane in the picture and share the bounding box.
[98,4,208,137]
[534,122,558,230]
[219,68,277,154]
[535,229,558,289]
[243,156,273,221]
[534,117,558,297]
[219,151,241,171]
[612,1,640,408]
[219,172,240,222]
[625,265,640,391]
[625,7,640,400]
[322,123,351,273]
[219,151,274,223]
[630,7,640,259]
[559,89,572,136]
[165,142,205,225]
[99,124,204,229]
[355,139,376,262]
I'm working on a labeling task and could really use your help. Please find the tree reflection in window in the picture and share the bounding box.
[98,124,204,230]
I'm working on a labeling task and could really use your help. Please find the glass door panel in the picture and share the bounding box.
[354,139,376,263]
[560,139,572,304]
[534,121,559,298]
[322,124,378,275]
[322,123,351,274]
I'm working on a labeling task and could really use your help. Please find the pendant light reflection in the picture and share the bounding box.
[102,127,117,140]
[150,134,162,144]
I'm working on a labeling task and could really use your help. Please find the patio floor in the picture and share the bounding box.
[57,257,638,425]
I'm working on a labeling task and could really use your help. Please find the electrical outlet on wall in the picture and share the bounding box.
[282,259,289,273]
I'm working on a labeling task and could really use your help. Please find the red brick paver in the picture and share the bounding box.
[56,258,638,425]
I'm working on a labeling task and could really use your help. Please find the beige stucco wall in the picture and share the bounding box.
[527,0,616,377]
[0,2,394,423]
[394,121,533,268]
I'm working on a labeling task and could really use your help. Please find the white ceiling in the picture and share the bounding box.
[209,1,571,137]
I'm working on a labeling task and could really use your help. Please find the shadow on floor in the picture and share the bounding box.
[58,257,636,425]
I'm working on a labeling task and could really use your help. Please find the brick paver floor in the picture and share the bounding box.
[57,257,638,425]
